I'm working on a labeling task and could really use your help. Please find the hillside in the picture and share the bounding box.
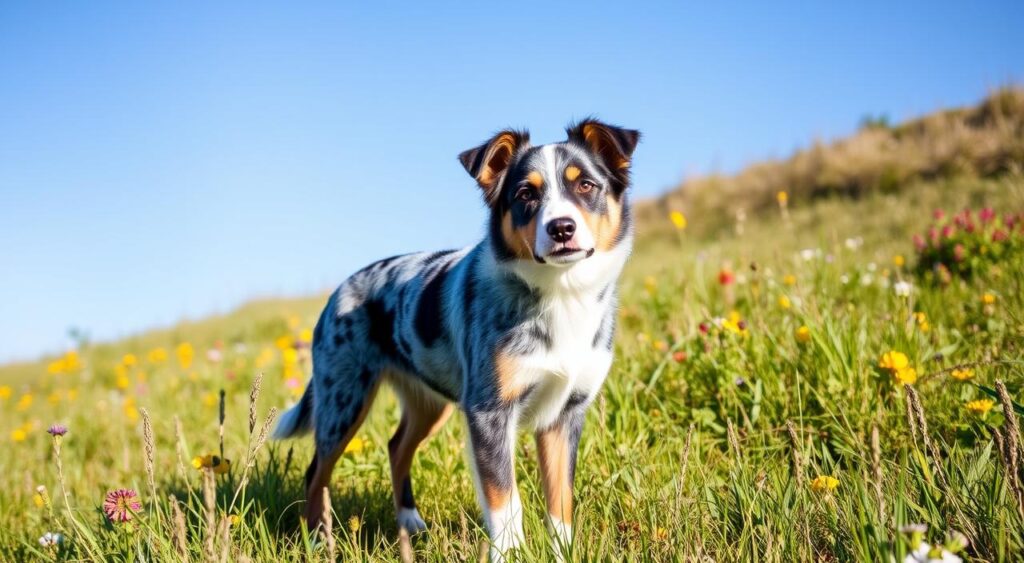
[1,92,1023,561]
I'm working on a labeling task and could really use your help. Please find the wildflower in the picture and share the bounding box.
[34,486,49,508]
[672,351,687,363]
[11,428,27,442]
[879,351,910,372]
[669,210,687,231]
[206,348,223,363]
[776,191,788,206]
[47,424,68,440]
[799,249,817,261]
[965,399,994,416]
[275,335,294,351]
[103,488,142,523]
[844,237,863,250]
[717,268,735,286]
[345,437,365,455]
[348,515,361,533]
[0,385,12,400]
[176,343,195,370]
[903,542,961,563]
[147,347,168,363]
[721,311,748,336]
[914,312,929,332]
[893,281,913,298]
[192,454,232,475]
[654,526,669,541]
[783,274,796,286]
[299,327,314,344]
[38,532,63,548]
[16,393,33,411]
[643,276,657,294]
[795,326,811,343]
[122,353,137,367]
[229,514,241,526]
[810,475,839,493]
[893,367,918,385]
[893,254,905,267]
[950,368,974,381]
[981,293,996,305]
[777,295,791,309]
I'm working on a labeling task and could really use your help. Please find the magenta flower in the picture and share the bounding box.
[47,424,68,437]
[103,489,142,523]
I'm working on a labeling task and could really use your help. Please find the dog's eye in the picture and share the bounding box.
[514,187,535,202]
[577,180,597,194]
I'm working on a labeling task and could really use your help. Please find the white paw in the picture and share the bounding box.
[397,507,428,534]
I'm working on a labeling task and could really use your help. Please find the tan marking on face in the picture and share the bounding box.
[501,210,537,261]
[494,351,528,402]
[564,165,581,182]
[527,170,544,188]
[577,193,623,252]
[537,427,573,524]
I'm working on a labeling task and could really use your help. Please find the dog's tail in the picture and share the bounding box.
[272,383,314,439]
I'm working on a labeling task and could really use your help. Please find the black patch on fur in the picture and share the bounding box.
[414,262,452,348]
[332,333,346,347]
[334,390,350,410]
[365,298,398,358]
[358,368,374,387]
[424,249,456,266]
[352,253,405,278]
[400,477,416,508]
[466,407,515,496]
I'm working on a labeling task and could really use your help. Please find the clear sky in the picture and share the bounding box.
[1,1,1021,363]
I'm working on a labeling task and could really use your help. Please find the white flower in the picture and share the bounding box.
[894,281,913,297]
[861,274,874,286]
[38,532,63,547]
[903,542,961,563]
[800,249,817,261]
[206,349,223,363]
[867,262,877,272]
[845,237,864,250]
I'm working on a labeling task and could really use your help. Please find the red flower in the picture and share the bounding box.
[992,229,1008,242]
[672,351,687,363]
[932,209,945,221]
[718,269,735,286]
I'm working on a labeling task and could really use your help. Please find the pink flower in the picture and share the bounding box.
[953,244,966,262]
[941,225,954,239]
[993,229,1008,242]
[979,207,995,224]
[913,234,926,251]
[47,424,68,437]
[932,209,945,221]
[103,489,141,523]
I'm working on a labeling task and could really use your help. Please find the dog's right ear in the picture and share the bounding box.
[458,130,530,205]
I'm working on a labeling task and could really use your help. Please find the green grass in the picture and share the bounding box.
[2,174,1023,561]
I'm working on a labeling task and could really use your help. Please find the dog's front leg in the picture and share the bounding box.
[536,403,586,561]
[466,405,523,561]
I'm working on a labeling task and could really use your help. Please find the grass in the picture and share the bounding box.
[2,172,1024,561]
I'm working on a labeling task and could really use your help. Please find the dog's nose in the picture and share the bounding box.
[546,218,576,243]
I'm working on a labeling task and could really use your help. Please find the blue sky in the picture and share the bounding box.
[1,1,1021,363]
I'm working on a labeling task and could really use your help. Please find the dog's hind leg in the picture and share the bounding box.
[303,363,382,529]
[386,378,454,533]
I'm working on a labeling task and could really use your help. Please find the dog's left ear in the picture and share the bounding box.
[566,119,640,187]
[458,129,530,205]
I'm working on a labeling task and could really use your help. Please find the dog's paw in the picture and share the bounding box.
[397,507,428,534]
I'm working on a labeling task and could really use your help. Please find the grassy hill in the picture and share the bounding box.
[1,94,1023,561]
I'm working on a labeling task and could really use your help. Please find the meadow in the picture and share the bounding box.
[2,102,1024,560]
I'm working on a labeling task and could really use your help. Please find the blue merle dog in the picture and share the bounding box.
[273,119,639,560]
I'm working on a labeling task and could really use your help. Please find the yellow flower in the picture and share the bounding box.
[47,391,61,405]
[229,514,241,526]
[643,276,658,294]
[795,326,811,343]
[965,399,994,416]
[148,347,168,364]
[275,335,293,351]
[123,397,139,422]
[981,293,996,305]
[893,254,905,267]
[16,394,33,411]
[893,367,917,385]
[281,347,299,366]
[344,437,365,455]
[122,353,137,367]
[654,527,669,541]
[721,311,748,336]
[653,340,668,352]
[776,191,788,205]
[669,211,687,231]
[33,490,46,508]
[0,385,12,400]
[348,516,361,533]
[192,454,232,474]
[810,475,838,493]
[783,274,797,286]
[299,328,314,344]
[778,295,791,310]
[202,392,218,408]
[950,368,974,381]
[878,351,909,372]
[176,343,194,370]
[11,428,28,442]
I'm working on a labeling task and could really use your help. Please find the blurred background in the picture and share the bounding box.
[1,1,1021,363]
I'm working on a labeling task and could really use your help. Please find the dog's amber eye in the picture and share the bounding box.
[514,186,535,202]
[577,180,596,194]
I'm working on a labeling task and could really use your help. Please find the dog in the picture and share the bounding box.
[273,119,639,560]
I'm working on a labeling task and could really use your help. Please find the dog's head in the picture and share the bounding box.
[459,120,639,266]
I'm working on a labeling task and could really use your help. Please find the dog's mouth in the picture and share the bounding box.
[535,245,595,264]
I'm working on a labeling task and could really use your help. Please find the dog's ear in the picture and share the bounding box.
[566,119,639,187]
[458,129,530,205]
